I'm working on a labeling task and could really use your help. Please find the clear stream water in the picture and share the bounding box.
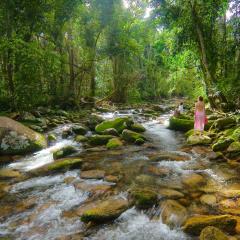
[0,111,239,240]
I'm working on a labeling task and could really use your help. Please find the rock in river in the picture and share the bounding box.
[200,226,229,240]
[121,129,146,144]
[79,197,129,223]
[0,117,47,155]
[182,215,237,235]
[182,173,206,189]
[161,200,188,228]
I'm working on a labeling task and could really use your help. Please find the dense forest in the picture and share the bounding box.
[0,0,239,111]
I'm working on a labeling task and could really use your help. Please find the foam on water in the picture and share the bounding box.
[8,139,79,171]
[86,208,190,240]
[5,171,88,240]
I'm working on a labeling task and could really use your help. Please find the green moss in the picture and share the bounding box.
[75,135,88,143]
[88,135,113,146]
[106,138,123,149]
[95,117,128,133]
[231,128,240,141]
[212,138,234,152]
[47,158,82,171]
[128,123,146,133]
[169,117,194,132]
[121,129,145,144]
[131,188,158,209]
[48,134,57,141]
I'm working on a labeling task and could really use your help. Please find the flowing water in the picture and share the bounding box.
[1,110,240,240]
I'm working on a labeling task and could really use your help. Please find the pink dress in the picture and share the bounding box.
[194,110,205,131]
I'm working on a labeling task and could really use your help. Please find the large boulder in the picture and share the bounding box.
[161,200,188,228]
[182,215,237,235]
[0,117,47,155]
[121,129,146,144]
[95,117,129,133]
[79,197,129,223]
[200,226,228,240]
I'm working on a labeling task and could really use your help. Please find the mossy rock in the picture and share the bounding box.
[227,141,240,153]
[231,128,240,141]
[88,135,113,146]
[53,145,77,159]
[182,215,237,235]
[212,138,234,152]
[121,129,146,144]
[72,125,88,135]
[48,134,57,141]
[187,135,212,146]
[0,117,47,155]
[75,135,88,143]
[80,198,129,223]
[131,187,158,209]
[215,117,237,130]
[102,128,119,136]
[95,117,128,133]
[30,158,82,176]
[106,138,123,149]
[169,117,194,132]
[86,114,104,130]
[128,123,146,133]
[200,226,228,240]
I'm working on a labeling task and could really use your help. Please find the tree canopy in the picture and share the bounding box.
[0,0,239,110]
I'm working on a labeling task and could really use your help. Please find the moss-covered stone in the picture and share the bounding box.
[212,138,234,152]
[131,187,158,209]
[86,114,104,130]
[215,117,237,130]
[80,198,129,223]
[187,135,212,145]
[182,215,237,235]
[106,138,123,149]
[75,135,88,143]
[231,128,240,141]
[161,200,188,227]
[102,128,119,136]
[48,134,57,141]
[0,117,47,155]
[95,117,128,133]
[30,158,82,175]
[227,141,240,153]
[88,135,113,146]
[53,145,77,159]
[169,117,194,132]
[72,125,87,135]
[200,226,228,240]
[121,129,146,144]
[128,123,146,133]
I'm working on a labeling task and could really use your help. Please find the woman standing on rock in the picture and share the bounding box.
[194,96,206,135]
